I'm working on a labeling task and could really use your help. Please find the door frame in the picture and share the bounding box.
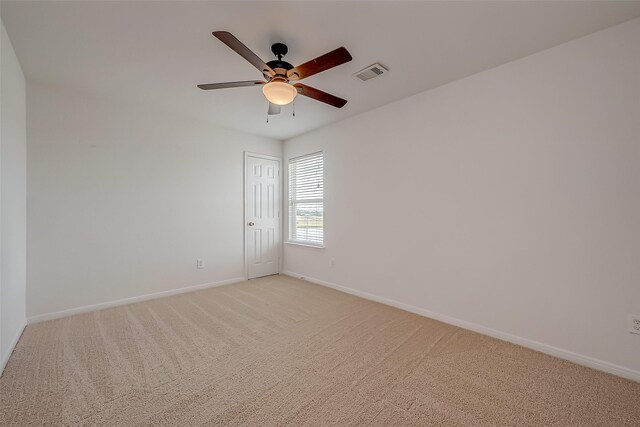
[243,151,283,280]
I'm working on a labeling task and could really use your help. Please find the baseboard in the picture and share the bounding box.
[27,277,246,324]
[282,271,640,383]
[1,321,27,377]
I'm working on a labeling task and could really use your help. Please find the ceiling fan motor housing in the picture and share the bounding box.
[265,43,295,80]
[266,60,293,72]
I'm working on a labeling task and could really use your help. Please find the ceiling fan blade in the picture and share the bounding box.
[268,103,281,115]
[197,80,265,90]
[212,31,275,78]
[287,47,352,81]
[294,83,347,108]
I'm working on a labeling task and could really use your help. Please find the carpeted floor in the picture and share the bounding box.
[1,275,639,426]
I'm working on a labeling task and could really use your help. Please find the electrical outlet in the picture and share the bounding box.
[196,259,204,269]
[629,315,640,335]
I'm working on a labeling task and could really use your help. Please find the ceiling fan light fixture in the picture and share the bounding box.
[262,81,297,105]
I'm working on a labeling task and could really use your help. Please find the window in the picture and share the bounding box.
[288,152,323,246]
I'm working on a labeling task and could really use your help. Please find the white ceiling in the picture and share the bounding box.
[3,1,640,140]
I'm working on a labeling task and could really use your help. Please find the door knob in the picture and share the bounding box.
[248,222,255,226]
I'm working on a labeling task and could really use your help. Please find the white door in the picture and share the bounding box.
[245,154,281,279]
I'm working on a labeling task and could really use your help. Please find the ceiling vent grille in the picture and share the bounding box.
[353,63,388,81]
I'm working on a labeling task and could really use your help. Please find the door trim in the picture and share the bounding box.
[244,152,283,280]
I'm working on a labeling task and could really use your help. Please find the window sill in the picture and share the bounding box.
[285,241,325,249]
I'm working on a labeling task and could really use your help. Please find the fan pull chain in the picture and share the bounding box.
[293,99,296,117]
[266,101,269,123]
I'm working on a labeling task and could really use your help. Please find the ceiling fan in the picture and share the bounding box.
[198,31,352,115]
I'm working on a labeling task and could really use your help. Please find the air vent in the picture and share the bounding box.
[353,63,388,81]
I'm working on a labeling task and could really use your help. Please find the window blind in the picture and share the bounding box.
[289,152,323,246]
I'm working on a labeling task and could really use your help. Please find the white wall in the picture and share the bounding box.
[284,18,640,378]
[27,83,281,319]
[1,19,27,374]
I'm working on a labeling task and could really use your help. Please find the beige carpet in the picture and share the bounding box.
[1,275,639,426]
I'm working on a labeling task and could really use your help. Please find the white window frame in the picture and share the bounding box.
[287,151,324,248]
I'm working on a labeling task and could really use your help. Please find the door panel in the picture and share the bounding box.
[246,155,280,279]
